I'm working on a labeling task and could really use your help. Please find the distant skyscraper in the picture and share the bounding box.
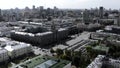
[0,9,2,21]
[32,5,36,10]
[99,6,104,18]
[47,8,52,16]
[40,6,44,11]
[0,9,1,15]
[25,7,30,12]
[83,9,90,24]
[24,7,31,19]
[54,6,58,11]
[117,12,120,26]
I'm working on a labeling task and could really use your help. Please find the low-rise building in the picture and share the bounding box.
[87,55,120,68]
[92,46,109,54]
[90,32,120,40]
[67,40,93,52]
[0,37,32,59]
[0,37,32,62]
[0,47,9,62]
[87,55,104,68]
[14,55,71,68]
[4,42,32,58]
[104,25,120,34]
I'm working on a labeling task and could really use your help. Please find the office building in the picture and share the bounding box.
[83,9,90,23]
[99,7,104,19]
[0,9,1,15]
[10,28,68,46]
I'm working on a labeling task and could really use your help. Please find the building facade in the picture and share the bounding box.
[0,47,9,63]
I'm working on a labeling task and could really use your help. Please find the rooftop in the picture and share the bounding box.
[92,46,109,52]
[13,31,35,36]
[53,44,68,51]
[58,28,67,31]
[0,37,31,51]
[36,31,52,36]
[14,55,71,68]
[5,43,30,51]
[34,60,57,68]
[87,55,120,68]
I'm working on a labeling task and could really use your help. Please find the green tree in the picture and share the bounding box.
[56,49,63,56]
[64,50,71,56]
[50,48,55,53]
[72,55,81,67]
[47,17,52,21]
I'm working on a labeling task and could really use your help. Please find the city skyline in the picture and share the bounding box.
[0,0,120,9]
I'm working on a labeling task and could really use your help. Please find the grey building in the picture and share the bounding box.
[10,28,69,46]
[99,7,104,19]
[0,47,9,63]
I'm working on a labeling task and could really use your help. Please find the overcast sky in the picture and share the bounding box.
[0,0,119,9]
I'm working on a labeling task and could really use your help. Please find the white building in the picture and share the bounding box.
[87,55,104,68]
[87,55,120,68]
[0,37,32,62]
[0,47,9,62]
[4,42,32,58]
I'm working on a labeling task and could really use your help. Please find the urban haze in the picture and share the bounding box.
[0,0,120,68]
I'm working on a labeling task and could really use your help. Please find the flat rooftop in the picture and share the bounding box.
[15,55,71,68]
[93,46,109,52]
[53,44,68,51]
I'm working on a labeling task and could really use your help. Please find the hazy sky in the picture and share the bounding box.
[0,0,119,9]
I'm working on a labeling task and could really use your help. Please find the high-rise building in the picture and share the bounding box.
[24,7,31,19]
[83,9,90,24]
[40,6,44,11]
[117,12,120,26]
[32,5,36,10]
[0,9,2,21]
[99,6,104,18]
[25,7,30,12]
[0,9,1,16]
[54,6,58,11]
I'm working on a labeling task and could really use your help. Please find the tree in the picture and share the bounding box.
[86,46,96,58]
[74,51,82,57]
[86,46,92,53]
[72,55,81,67]
[47,17,52,21]
[56,49,63,56]
[104,13,108,18]
[50,48,55,53]
[64,50,71,56]
[61,54,71,60]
